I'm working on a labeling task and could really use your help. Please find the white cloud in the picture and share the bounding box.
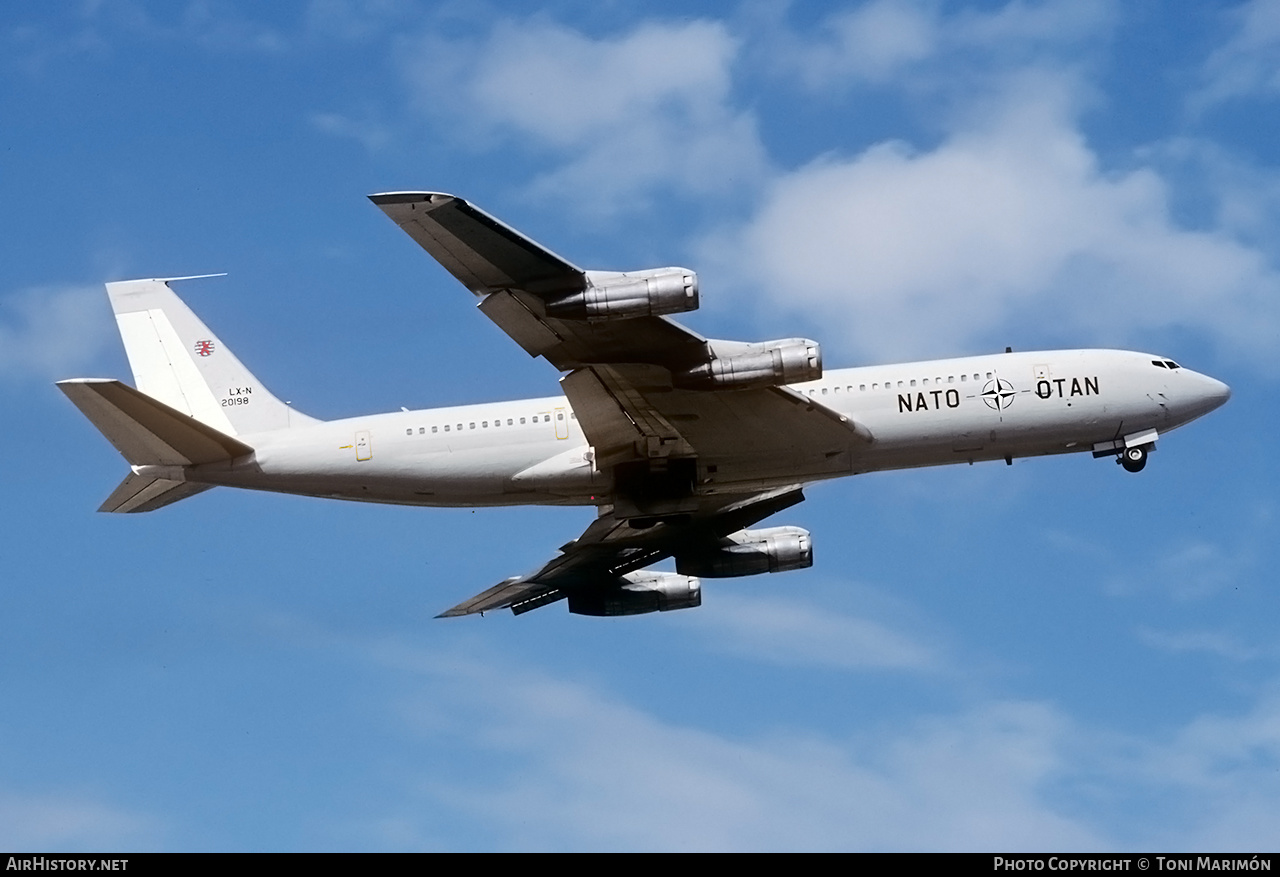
[0,790,158,850]
[1102,535,1256,602]
[383,645,1100,851]
[1142,137,1280,253]
[1124,690,1280,849]
[1194,0,1280,110]
[398,18,768,212]
[688,594,937,671]
[1136,627,1263,662]
[949,0,1113,54]
[383,647,1280,850]
[310,110,393,152]
[774,0,1113,90]
[0,285,113,383]
[707,70,1280,366]
[788,0,941,87]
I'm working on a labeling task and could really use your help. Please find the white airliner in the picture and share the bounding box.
[58,192,1231,618]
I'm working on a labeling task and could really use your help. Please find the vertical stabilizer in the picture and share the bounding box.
[106,277,317,434]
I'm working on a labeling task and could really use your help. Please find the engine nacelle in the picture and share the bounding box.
[675,526,812,578]
[675,338,822,390]
[546,268,699,321]
[567,571,702,616]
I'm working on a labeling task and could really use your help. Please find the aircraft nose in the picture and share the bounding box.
[1199,373,1231,410]
[1183,370,1231,419]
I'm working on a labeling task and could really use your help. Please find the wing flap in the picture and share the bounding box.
[437,576,562,618]
[477,290,565,358]
[560,366,691,465]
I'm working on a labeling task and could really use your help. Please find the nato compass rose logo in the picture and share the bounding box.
[982,377,1016,411]
[194,339,215,357]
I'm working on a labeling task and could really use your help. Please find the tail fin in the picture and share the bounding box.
[58,378,254,513]
[106,276,317,435]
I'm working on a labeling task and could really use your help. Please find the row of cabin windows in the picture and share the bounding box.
[404,411,573,437]
[805,372,996,397]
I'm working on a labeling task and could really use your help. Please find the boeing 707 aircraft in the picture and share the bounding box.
[58,193,1231,617]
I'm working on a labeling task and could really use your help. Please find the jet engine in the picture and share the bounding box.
[567,570,702,616]
[675,526,812,578]
[546,268,699,321]
[675,338,822,390]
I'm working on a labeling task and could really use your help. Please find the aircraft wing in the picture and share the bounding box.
[371,192,871,616]
[438,487,806,617]
[370,192,872,478]
[370,192,707,371]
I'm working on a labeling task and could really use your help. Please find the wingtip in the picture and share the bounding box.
[368,191,455,206]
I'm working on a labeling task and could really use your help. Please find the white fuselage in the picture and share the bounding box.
[190,349,1229,507]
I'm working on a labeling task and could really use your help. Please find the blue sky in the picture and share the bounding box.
[2,0,1278,851]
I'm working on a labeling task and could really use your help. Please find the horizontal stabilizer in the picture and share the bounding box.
[57,379,253,466]
[99,473,214,514]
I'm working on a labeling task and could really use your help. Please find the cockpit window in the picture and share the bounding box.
[1151,360,1167,368]
[1164,360,1180,369]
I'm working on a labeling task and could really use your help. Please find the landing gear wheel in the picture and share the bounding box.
[1120,445,1148,473]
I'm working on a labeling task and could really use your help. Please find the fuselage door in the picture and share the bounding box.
[355,430,372,462]
[554,407,569,440]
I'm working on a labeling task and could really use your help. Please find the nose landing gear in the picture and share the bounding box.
[1119,444,1149,473]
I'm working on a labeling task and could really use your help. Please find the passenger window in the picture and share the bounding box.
[910,380,916,387]
[419,427,425,435]
[405,429,412,436]
[432,426,438,433]
[444,425,450,432]
[520,417,526,424]
[557,413,564,420]
[822,388,828,395]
